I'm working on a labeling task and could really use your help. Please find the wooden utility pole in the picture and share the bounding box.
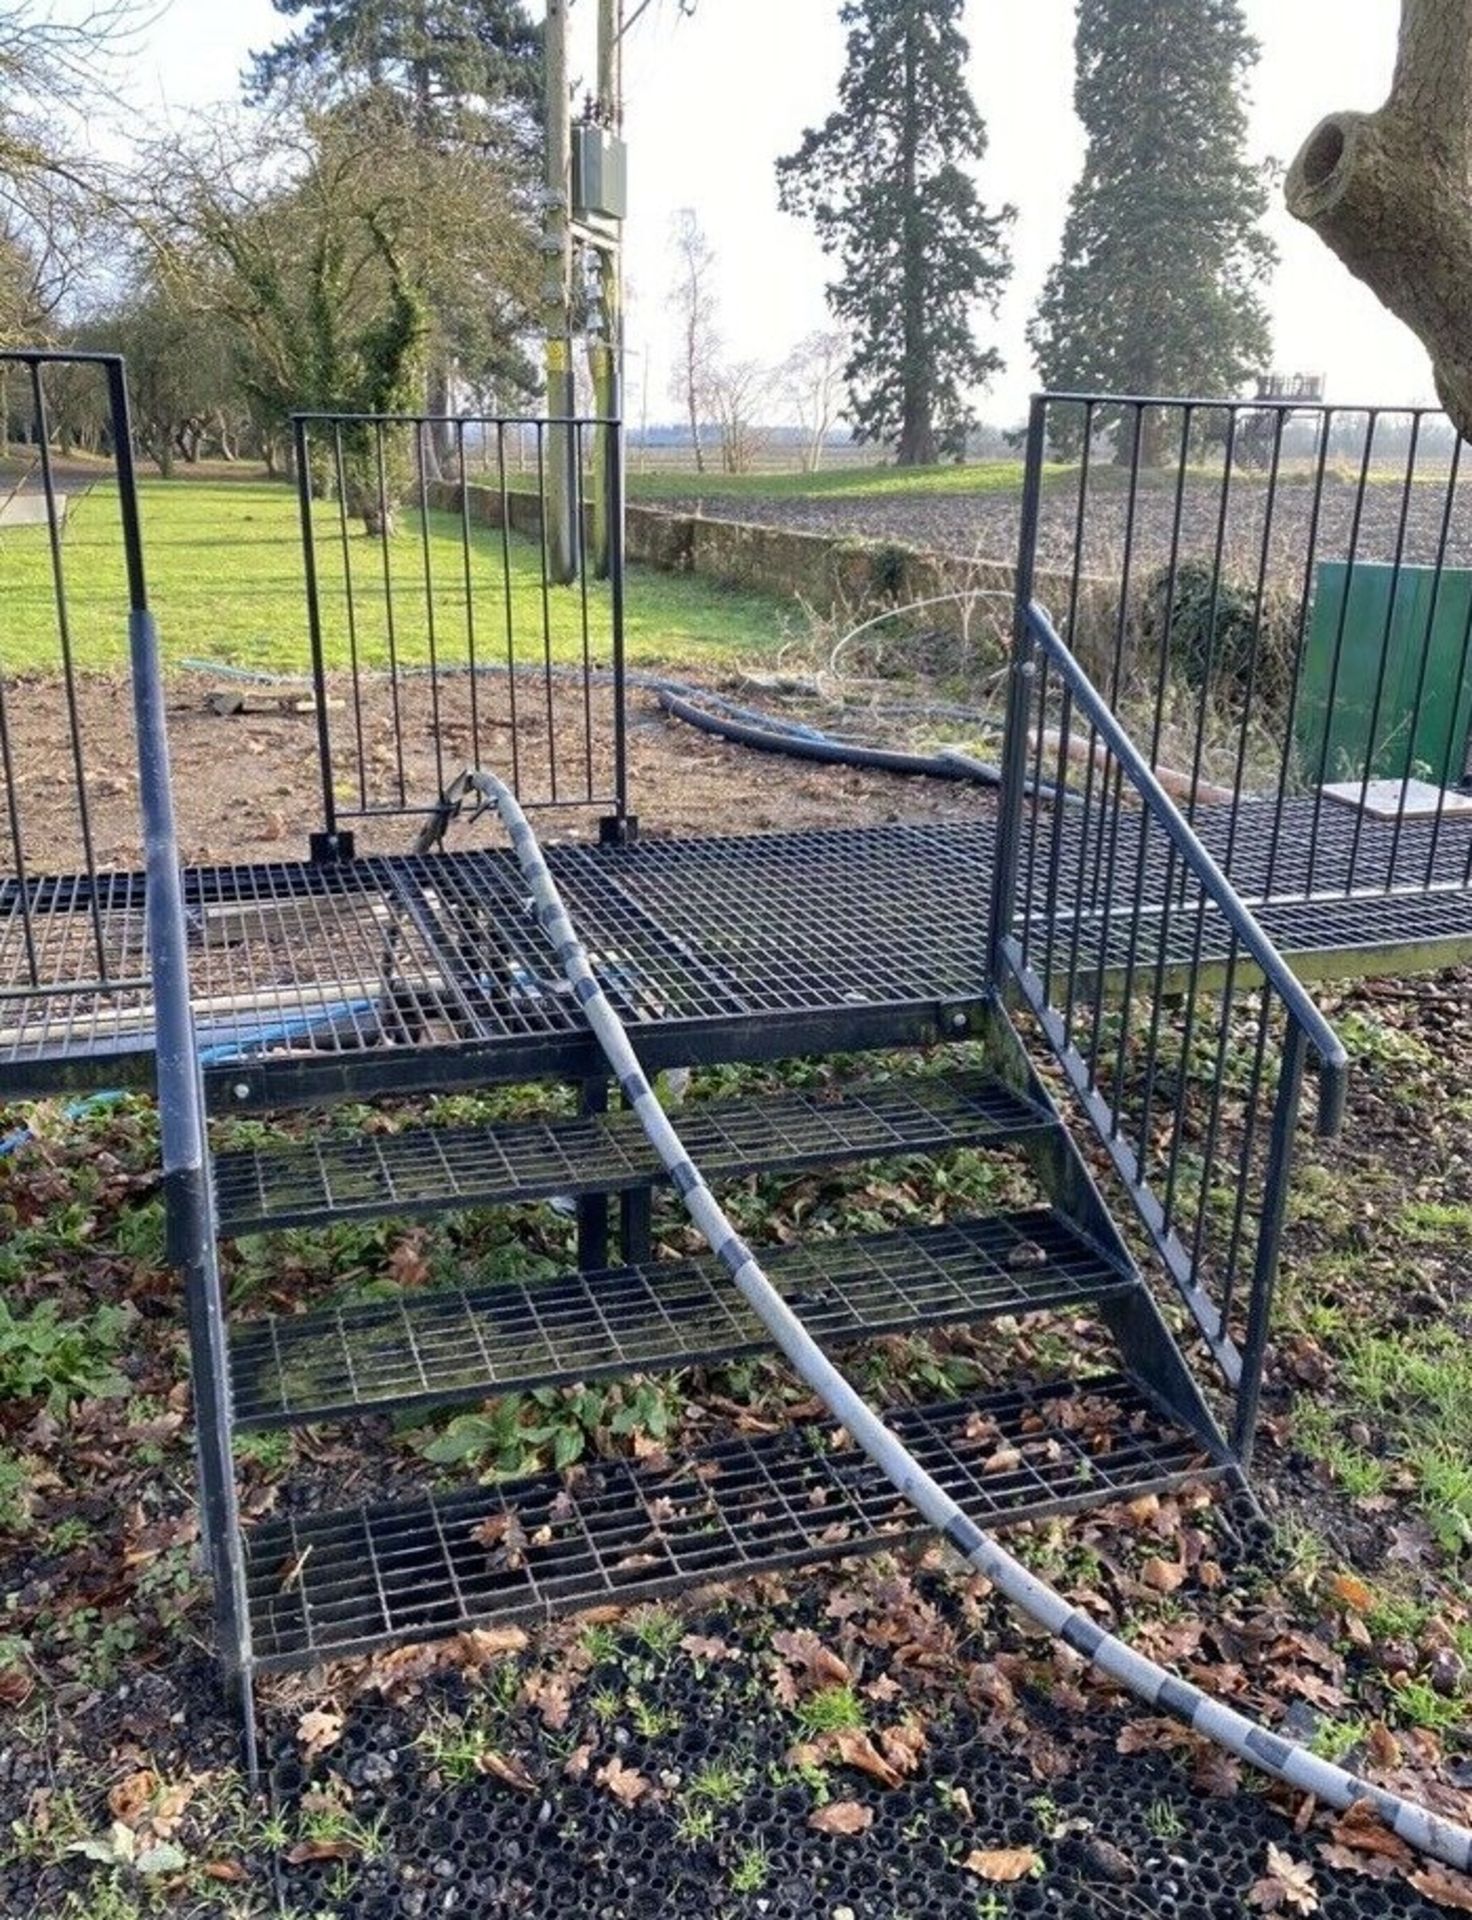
[590,0,625,580]
[543,0,578,583]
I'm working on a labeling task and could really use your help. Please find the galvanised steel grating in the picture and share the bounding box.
[7,802,1472,1100]
[228,1208,1131,1429]
[243,1372,1221,1668]
[212,1068,1051,1235]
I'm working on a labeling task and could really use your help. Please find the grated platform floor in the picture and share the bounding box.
[242,1371,1218,1669]
[213,1068,1051,1236]
[228,1208,1131,1429]
[5,805,1472,1100]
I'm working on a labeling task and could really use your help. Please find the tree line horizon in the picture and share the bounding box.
[0,0,1416,477]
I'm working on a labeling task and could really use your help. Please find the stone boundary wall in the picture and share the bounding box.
[426,480,1079,645]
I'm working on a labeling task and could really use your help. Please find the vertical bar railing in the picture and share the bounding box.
[1008,392,1472,923]
[988,394,1046,979]
[997,602,1345,1436]
[291,408,629,842]
[294,415,341,849]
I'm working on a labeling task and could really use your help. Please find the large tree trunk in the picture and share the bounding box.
[1285,0,1472,437]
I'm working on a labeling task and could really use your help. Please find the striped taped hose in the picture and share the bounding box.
[435,768,1472,1876]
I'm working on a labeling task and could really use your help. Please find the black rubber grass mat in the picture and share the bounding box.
[265,1593,1451,1920]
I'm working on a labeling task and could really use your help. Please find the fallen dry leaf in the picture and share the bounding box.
[680,1633,734,1663]
[521,1670,575,1731]
[454,1625,529,1666]
[964,1846,1041,1883]
[1250,1842,1320,1914]
[595,1756,651,1806]
[295,1708,344,1763]
[563,1743,594,1781]
[470,1510,529,1569]
[284,1838,358,1865]
[1191,1743,1243,1799]
[107,1772,158,1830]
[1408,1865,1472,1911]
[807,1800,874,1836]
[1327,1799,1414,1866]
[1140,1556,1187,1595]
[0,1666,34,1709]
[476,1750,538,1792]
[830,1728,903,1791]
[771,1628,851,1692]
[1317,1842,1398,1883]
[982,1445,1023,1475]
[877,1720,927,1778]
[1329,1572,1373,1614]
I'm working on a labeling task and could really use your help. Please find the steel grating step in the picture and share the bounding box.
[242,1371,1225,1669]
[212,1070,1052,1237]
[229,1208,1133,1431]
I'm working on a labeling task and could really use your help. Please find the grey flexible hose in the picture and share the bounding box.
[432,767,1472,1875]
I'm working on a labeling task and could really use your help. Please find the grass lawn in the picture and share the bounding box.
[0,477,794,677]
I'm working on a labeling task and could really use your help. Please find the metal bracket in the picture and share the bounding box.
[310,830,356,865]
[599,813,639,846]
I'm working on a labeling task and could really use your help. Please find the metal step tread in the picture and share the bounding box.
[229,1208,1133,1431]
[242,1371,1224,1669]
[212,1069,1052,1237]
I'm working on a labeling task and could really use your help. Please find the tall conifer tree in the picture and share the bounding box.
[248,1,543,410]
[248,1,541,149]
[777,0,1013,467]
[1030,0,1275,453]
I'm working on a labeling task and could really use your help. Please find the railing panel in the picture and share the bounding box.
[292,410,629,846]
[1028,394,1472,906]
[995,593,1347,1461]
[0,349,152,998]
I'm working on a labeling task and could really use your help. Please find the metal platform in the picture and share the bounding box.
[6,803,1472,1103]
[228,1208,1130,1429]
[242,1371,1221,1670]
[213,1067,1050,1235]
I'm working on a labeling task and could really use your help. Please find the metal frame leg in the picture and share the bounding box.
[576,1076,611,1270]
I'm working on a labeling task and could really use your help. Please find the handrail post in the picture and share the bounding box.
[114,356,254,1754]
[606,370,632,838]
[989,394,1048,981]
[1232,1025,1308,1470]
[293,414,341,854]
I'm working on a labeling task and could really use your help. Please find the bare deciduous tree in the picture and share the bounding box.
[666,207,719,473]
[0,2,141,342]
[1286,0,1472,435]
[710,357,772,474]
[780,329,847,473]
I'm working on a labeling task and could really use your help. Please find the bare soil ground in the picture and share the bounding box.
[4,668,985,878]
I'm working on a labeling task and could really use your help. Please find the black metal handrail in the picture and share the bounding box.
[992,594,1348,1460]
[1023,601,1348,1132]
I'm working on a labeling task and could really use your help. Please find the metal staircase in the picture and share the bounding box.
[0,355,1348,1778]
[211,1009,1234,1694]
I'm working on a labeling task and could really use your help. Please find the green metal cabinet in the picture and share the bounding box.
[1297,562,1472,789]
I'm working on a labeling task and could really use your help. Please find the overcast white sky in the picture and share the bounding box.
[126,0,1426,426]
